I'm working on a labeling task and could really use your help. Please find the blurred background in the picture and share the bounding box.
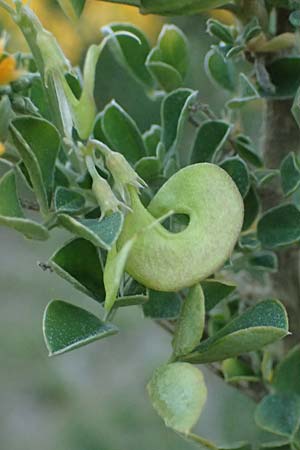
[0,1,266,449]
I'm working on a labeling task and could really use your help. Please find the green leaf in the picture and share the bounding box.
[184,299,289,363]
[135,156,162,183]
[146,48,183,93]
[242,186,260,231]
[247,251,278,273]
[205,47,236,92]
[220,157,250,198]
[58,212,124,250]
[143,290,182,319]
[172,285,205,358]
[101,100,146,163]
[262,57,300,99]
[57,0,86,19]
[11,116,60,215]
[255,393,300,441]
[222,358,259,383]
[54,187,85,214]
[191,120,231,164]
[0,95,13,141]
[43,300,118,356]
[273,344,300,395]
[234,134,263,168]
[143,125,161,156]
[280,152,300,196]
[253,169,278,187]
[207,18,235,45]
[201,279,236,312]
[227,73,259,109]
[140,0,231,15]
[161,88,193,150]
[104,239,135,312]
[113,294,148,308]
[257,204,300,249]
[102,23,154,90]
[145,25,189,93]
[0,170,49,240]
[157,25,189,79]
[147,363,207,433]
[239,232,260,251]
[50,238,105,302]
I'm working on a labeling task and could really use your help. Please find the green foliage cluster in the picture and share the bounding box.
[1,0,300,448]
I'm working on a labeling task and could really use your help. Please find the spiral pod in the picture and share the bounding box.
[117,163,244,292]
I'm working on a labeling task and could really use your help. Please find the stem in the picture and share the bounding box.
[178,432,218,450]
[262,10,300,349]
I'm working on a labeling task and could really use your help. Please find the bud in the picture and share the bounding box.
[89,139,146,199]
[92,175,123,219]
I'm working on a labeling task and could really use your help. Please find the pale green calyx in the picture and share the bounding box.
[117,163,244,292]
[90,139,146,199]
[85,155,126,219]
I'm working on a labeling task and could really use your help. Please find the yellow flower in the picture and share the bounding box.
[0,142,6,156]
[0,55,20,85]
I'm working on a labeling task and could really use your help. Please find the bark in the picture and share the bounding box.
[262,10,300,349]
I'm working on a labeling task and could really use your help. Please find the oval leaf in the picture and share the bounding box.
[147,363,207,433]
[172,284,205,358]
[43,300,118,356]
[184,299,289,363]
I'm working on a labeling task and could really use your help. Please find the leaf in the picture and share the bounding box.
[257,204,300,249]
[102,23,154,90]
[113,294,148,308]
[273,344,300,395]
[253,169,278,187]
[54,187,85,213]
[280,152,300,196]
[135,156,162,183]
[146,48,183,93]
[43,300,118,356]
[58,212,124,250]
[191,120,231,164]
[0,170,49,240]
[172,285,205,358]
[104,239,135,312]
[242,186,260,231]
[143,290,182,319]
[234,134,263,168]
[101,100,146,163]
[262,57,300,99]
[145,24,189,93]
[255,393,300,441]
[201,279,236,312]
[220,157,250,198]
[11,116,60,215]
[143,125,161,156]
[184,299,289,363]
[222,358,259,383]
[247,251,278,273]
[205,47,236,92]
[161,88,193,150]
[239,232,260,251]
[57,0,86,19]
[50,238,105,301]
[157,25,189,79]
[227,73,259,109]
[207,18,235,45]
[0,95,13,141]
[140,0,232,16]
[147,363,207,433]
